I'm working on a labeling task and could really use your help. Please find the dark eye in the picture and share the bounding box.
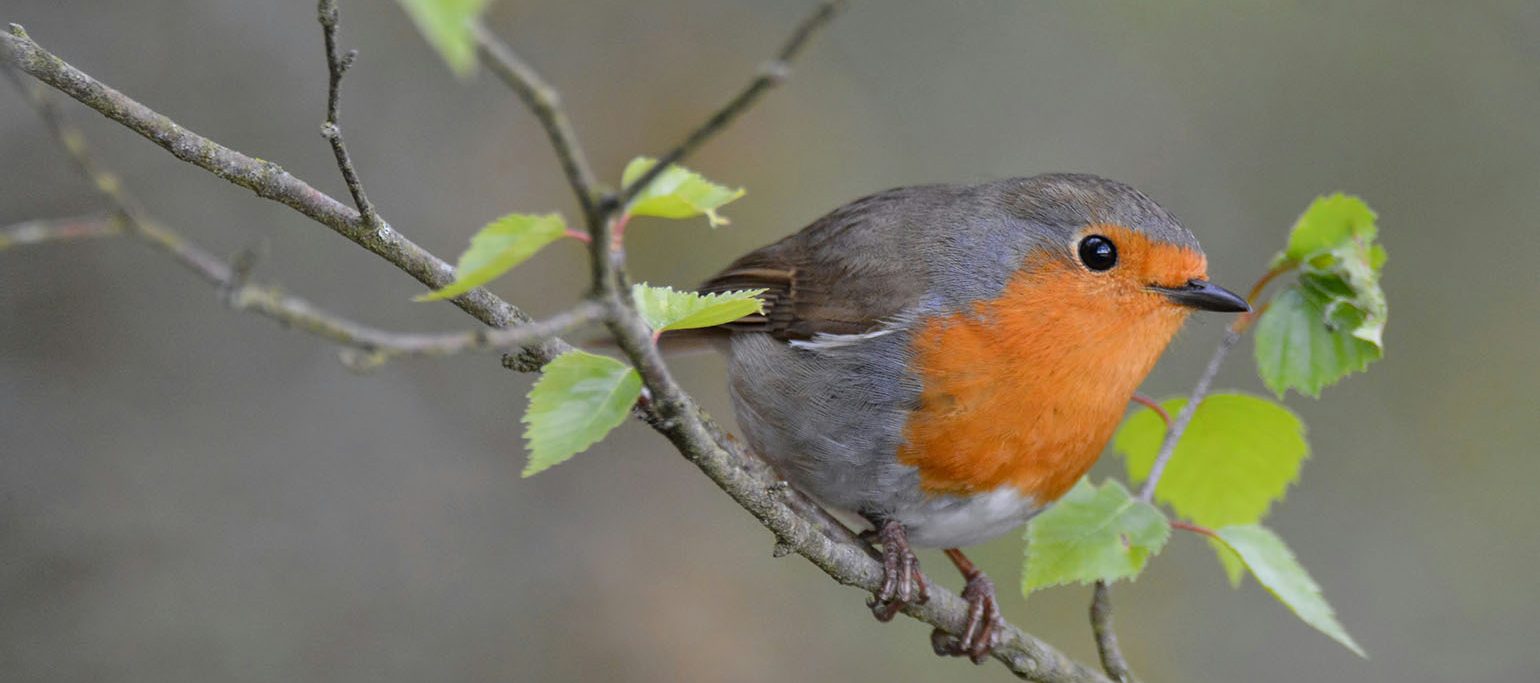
[1078,235,1118,271]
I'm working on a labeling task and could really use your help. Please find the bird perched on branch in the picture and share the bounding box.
[693,173,1249,661]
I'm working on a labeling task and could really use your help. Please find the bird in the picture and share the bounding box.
[690,173,1249,661]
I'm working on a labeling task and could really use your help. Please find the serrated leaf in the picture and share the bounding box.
[621,157,745,226]
[631,283,765,334]
[396,0,490,78]
[1256,194,1386,397]
[1213,525,1366,657]
[1277,194,1378,265]
[415,212,566,302]
[1022,480,1170,595]
[521,350,641,477]
[1116,393,1308,530]
[1210,537,1247,587]
[1254,284,1383,397]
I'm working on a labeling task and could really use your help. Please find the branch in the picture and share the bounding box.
[0,24,566,365]
[1136,325,1244,503]
[1090,581,1136,683]
[4,212,601,366]
[1089,334,1240,683]
[5,73,598,365]
[334,303,605,370]
[316,0,378,229]
[472,24,601,225]
[0,214,122,249]
[1095,268,1281,678]
[617,0,846,207]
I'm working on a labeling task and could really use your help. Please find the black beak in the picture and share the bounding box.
[1149,279,1251,313]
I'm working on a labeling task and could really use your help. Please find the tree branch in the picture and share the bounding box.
[0,24,566,365]
[4,6,1115,680]
[4,73,599,366]
[1137,327,1243,503]
[617,0,846,207]
[0,214,122,249]
[1096,270,1278,679]
[472,24,601,225]
[1090,581,1136,683]
[317,0,378,229]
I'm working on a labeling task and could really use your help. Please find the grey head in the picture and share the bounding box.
[913,173,1203,312]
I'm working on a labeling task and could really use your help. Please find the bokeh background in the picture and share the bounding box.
[3,1,1537,681]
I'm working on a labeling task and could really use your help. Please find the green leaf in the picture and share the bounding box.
[1022,480,1170,595]
[1277,194,1378,265]
[1256,195,1386,397]
[1213,525,1366,657]
[1116,393,1308,529]
[415,212,566,302]
[395,0,490,78]
[521,350,642,477]
[621,157,746,226]
[1254,284,1383,397]
[1210,537,1247,587]
[631,283,765,334]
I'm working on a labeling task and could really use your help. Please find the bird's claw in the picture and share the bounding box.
[930,570,1000,664]
[864,519,929,621]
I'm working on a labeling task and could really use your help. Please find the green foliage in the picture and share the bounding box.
[631,284,765,335]
[1255,194,1386,397]
[621,157,746,226]
[1213,525,1366,657]
[1210,537,1247,587]
[522,350,642,477]
[1022,480,1170,595]
[396,0,490,78]
[1116,393,1308,529]
[1276,194,1378,265]
[415,212,566,302]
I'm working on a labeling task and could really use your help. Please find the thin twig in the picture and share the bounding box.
[1090,581,1136,683]
[1092,332,1240,681]
[317,0,378,229]
[1130,393,1172,429]
[0,25,564,361]
[473,24,601,225]
[0,214,122,250]
[5,74,596,366]
[617,0,845,208]
[1171,520,1219,538]
[1137,263,1290,502]
[1137,328,1243,503]
[1099,269,1281,675]
[334,302,605,370]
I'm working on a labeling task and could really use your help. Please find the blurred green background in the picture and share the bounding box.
[3,1,1537,681]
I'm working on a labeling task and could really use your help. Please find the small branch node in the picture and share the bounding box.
[760,59,791,83]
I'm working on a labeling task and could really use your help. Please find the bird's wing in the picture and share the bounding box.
[696,188,933,342]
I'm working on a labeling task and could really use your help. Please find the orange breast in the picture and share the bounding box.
[898,240,1203,503]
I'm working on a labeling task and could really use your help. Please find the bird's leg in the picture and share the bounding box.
[859,515,929,621]
[929,547,1001,664]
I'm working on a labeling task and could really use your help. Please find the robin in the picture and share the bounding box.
[692,173,1249,661]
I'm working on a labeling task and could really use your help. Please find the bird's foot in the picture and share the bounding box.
[931,550,1001,664]
[862,518,929,621]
